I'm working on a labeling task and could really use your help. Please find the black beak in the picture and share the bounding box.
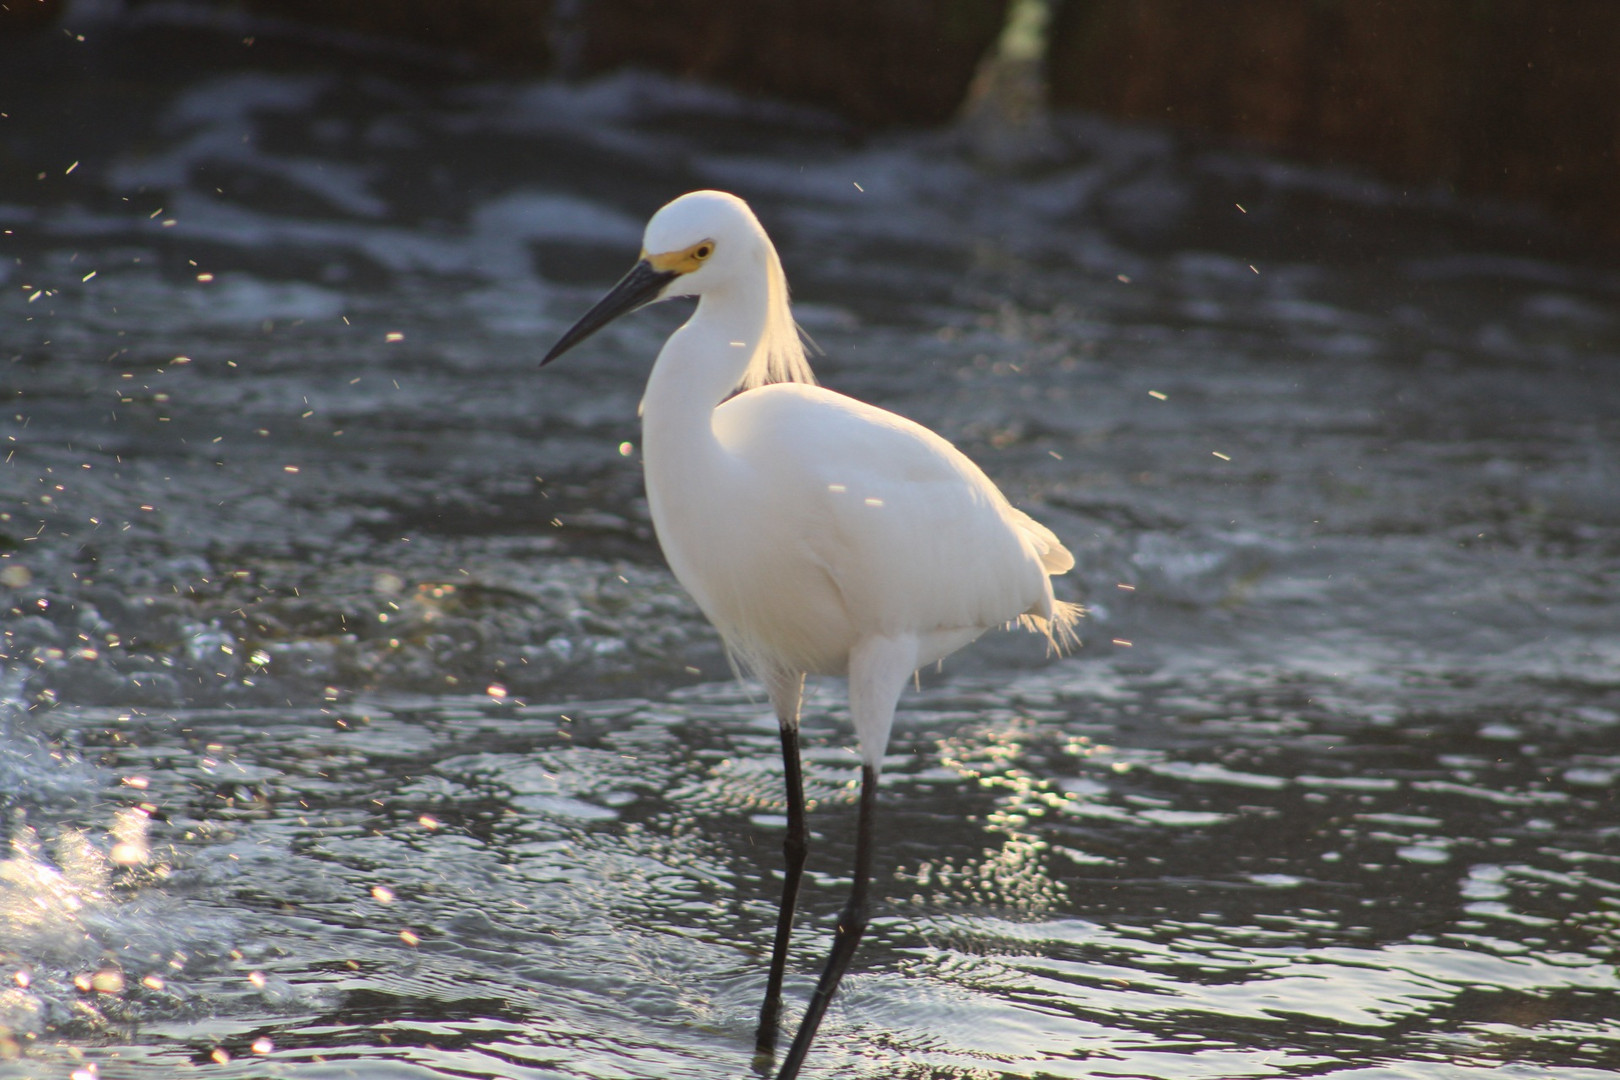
[540,259,679,367]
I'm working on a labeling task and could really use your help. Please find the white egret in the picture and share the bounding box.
[541,190,1080,1079]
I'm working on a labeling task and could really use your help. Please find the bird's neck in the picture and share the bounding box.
[640,275,769,452]
[637,278,770,625]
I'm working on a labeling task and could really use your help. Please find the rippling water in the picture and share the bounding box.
[3,7,1618,1078]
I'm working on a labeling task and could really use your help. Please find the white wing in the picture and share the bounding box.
[713,383,1072,653]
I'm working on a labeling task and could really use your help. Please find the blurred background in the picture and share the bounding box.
[2,2,1617,1078]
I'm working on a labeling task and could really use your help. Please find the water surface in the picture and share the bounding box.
[2,9,1618,1078]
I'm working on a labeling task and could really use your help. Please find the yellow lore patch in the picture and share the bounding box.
[644,239,716,275]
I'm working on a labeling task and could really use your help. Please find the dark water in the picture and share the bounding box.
[3,6,1618,1078]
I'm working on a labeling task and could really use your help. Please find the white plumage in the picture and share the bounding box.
[662,381,1075,706]
[541,189,1079,1079]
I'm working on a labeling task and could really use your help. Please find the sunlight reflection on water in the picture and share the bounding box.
[3,5,1620,1075]
[5,648,1618,1076]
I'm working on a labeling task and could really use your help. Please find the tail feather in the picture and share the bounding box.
[1006,504,1081,653]
[1011,507,1075,574]
[1017,598,1084,655]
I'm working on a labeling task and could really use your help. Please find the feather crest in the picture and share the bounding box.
[736,240,817,391]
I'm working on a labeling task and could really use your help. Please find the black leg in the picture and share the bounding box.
[773,762,878,1080]
[755,721,810,1058]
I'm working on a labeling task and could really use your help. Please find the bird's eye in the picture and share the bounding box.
[694,244,713,260]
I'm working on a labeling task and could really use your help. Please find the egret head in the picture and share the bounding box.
[541,190,762,367]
